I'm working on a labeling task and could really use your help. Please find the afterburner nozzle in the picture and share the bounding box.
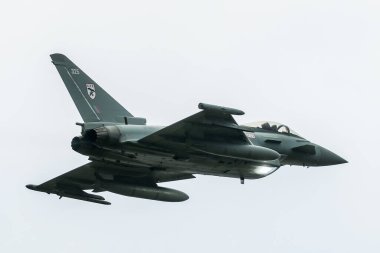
[83,126,121,145]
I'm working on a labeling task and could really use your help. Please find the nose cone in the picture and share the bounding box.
[318,146,348,166]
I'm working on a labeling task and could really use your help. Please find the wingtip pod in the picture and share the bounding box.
[26,184,43,192]
[198,103,245,116]
[26,184,36,190]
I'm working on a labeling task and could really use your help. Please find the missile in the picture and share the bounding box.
[55,192,111,205]
[192,143,280,161]
[99,181,189,202]
[26,184,111,205]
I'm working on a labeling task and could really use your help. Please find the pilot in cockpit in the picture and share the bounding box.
[261,122,272,130]
[261,122,278,132]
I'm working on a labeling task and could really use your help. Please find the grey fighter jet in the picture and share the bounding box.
[26,54,347,205]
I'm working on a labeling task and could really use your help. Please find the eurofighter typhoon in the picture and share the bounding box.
[26,54,347,205]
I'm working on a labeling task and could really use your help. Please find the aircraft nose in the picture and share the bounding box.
[318,146,347,166]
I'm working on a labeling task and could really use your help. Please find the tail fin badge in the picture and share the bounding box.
[86,84,96,99]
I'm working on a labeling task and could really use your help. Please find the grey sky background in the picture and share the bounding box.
[1,0,379,252]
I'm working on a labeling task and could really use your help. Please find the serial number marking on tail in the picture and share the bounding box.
[71,68,80,75]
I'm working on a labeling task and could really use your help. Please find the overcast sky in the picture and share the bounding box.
[1,0,379,252]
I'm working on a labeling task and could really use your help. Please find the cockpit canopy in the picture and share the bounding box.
[244,121,302,137]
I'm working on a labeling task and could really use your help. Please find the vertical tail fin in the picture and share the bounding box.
[50,53,134,123]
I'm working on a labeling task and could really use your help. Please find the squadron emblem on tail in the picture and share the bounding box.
[86,84,96,99]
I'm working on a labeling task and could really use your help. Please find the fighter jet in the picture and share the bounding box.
[26,54,347,205]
